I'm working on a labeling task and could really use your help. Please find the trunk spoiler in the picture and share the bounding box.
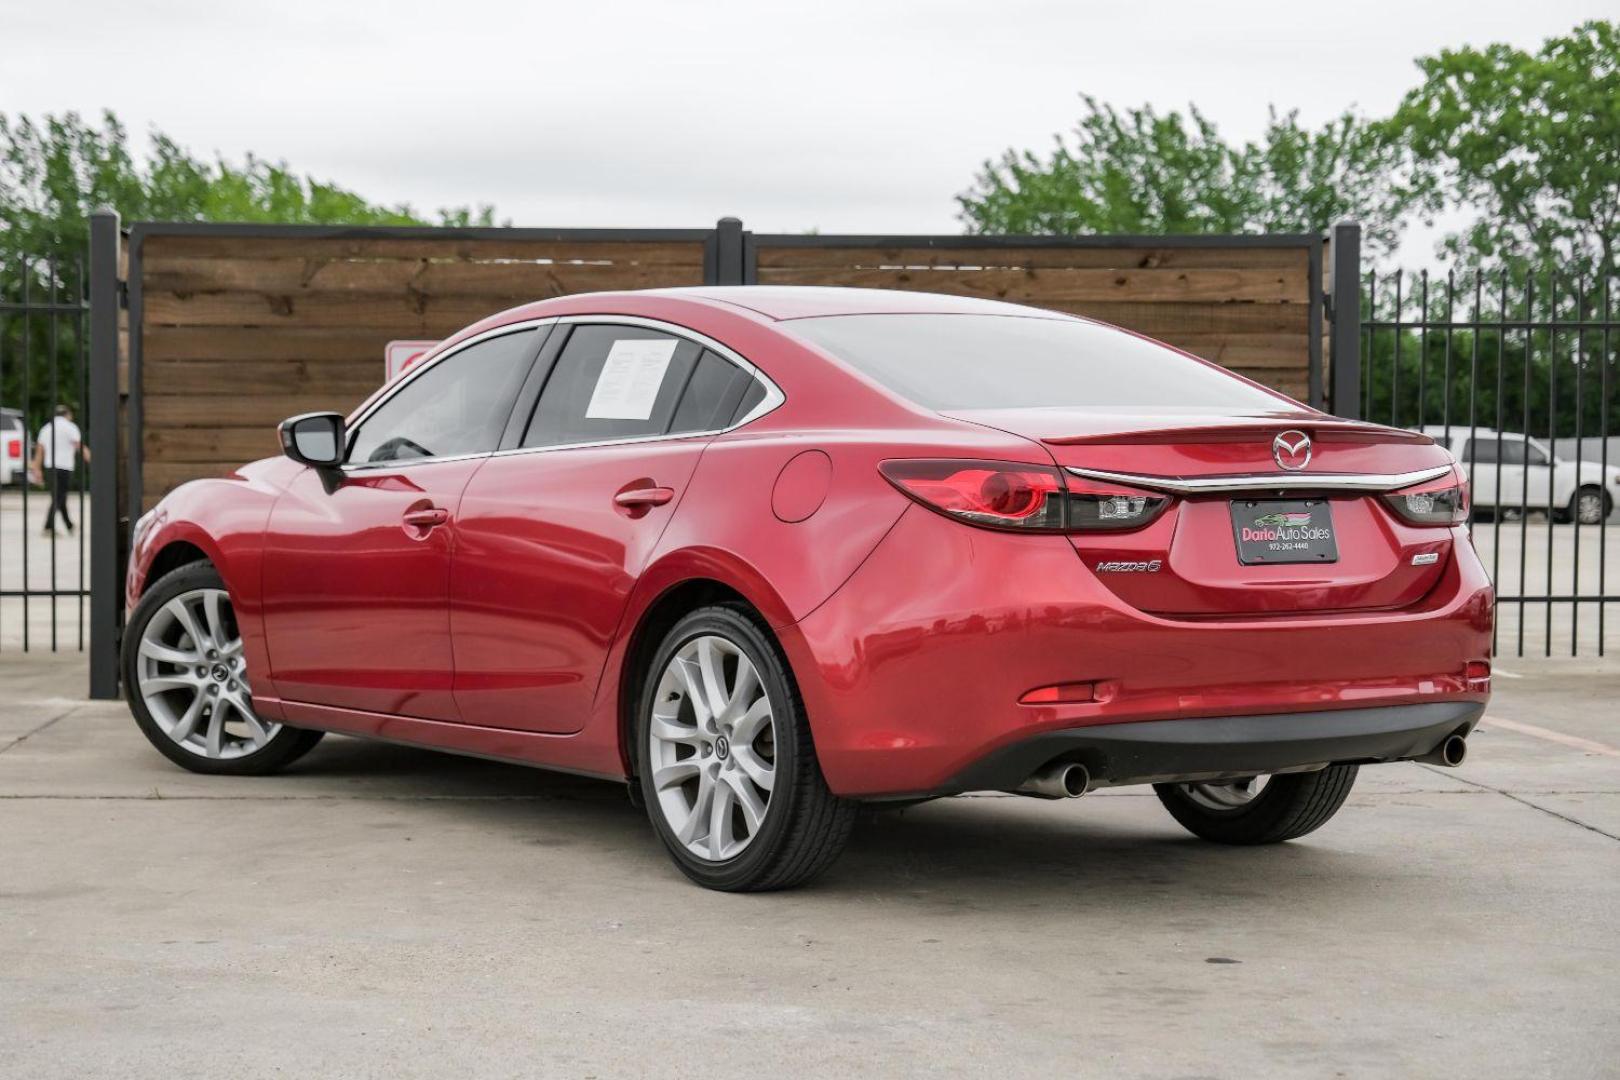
[1064,464,1453,496]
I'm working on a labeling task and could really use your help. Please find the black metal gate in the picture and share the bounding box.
[0,243,92,654]
[1361,267,1618,657]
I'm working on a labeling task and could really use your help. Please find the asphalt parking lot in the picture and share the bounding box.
[2,654,1617,1078]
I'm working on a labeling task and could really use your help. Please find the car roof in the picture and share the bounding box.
[657,286,1072,321]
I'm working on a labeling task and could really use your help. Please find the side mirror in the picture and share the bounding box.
[278,412,346,468]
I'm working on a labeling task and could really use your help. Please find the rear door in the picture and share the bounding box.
[449,322,765,733]
[261,326,543,719]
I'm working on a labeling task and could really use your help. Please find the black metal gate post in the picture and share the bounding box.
[1328,221,1362,420]
[88,209,121,699]
[710,217,750,285]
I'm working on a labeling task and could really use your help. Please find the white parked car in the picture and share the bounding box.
[1422,426,1620,525]
[0,409,26,486]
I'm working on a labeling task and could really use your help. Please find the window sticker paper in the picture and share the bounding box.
[585,339,678,420]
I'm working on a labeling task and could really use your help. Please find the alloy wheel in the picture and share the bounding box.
[1179,774,1272,812]
[647,634,777,861]
[135,587,277,759]
[1576,490,1606,525]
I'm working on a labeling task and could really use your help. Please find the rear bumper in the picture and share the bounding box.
[937,700,1484,796]
[782,505,1494,799]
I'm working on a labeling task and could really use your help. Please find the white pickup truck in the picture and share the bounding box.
[0,408,26,487]
[1421,426,1620,525]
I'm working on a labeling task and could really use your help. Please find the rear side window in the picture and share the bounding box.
[786,313,1288,412]
[668,350,755,434]
[348,329,536,464]
[523,328,763,448]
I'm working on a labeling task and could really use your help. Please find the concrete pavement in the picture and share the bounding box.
[2,654,1617,1079]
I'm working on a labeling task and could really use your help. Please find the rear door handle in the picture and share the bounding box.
[613,486,675,509]
[402,507,450,528]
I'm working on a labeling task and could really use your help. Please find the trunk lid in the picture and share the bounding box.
[946,407,1458,616]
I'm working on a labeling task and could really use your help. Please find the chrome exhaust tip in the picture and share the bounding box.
[1417,733,1468,768]
[1016,761,1091,799]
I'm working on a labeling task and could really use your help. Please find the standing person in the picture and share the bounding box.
[28,405,89,536]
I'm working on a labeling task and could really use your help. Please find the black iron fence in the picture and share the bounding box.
[1362,267,1618,657]
[0,245,93,654]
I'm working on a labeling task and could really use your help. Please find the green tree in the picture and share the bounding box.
[957,96,1412,256]
[0,110,498,431]
[1387,20,1620,278]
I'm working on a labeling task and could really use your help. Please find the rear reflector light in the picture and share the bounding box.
[1382,468,1469,525]
[879,459,1169,533]
[1465,660,1491,689]
[1019,682,1097,704]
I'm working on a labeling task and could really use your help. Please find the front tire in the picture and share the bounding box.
[123,561,323,775]
[636,604,856,891]
[1154,765,1358,844]
[1570,485,1611,526]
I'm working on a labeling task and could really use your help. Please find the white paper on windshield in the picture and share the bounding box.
[585,339,678,420]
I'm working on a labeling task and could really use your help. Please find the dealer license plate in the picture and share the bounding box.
[1229,499,1339,565]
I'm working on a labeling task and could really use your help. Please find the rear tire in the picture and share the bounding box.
[123,561,324,776]
[636,604,856,891]
[1154,765,1358,844]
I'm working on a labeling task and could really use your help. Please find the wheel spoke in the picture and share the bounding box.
[725,770,767,833]
[675,769,715,846]
[168,693,206,744]
[723,660,759,722]
[732,745,774,792]
[653,760,702,791]
[650,714,702,746]
[673,658,713,727]
[732,697,771,745]
[165,597,207,652]
[201,591,229,651]
[695,638,728,723]
[141,674,201,694]
[205,706,225,758]
[140,638,199,666]
[707,776,735,859]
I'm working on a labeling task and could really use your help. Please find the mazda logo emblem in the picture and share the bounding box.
[1272,430,1312,471]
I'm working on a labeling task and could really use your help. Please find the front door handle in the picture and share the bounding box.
[613,485,676,509]
[402,507,450,528]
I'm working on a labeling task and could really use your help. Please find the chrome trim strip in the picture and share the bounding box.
[341,314,783,472]
[1064,464,1454,495]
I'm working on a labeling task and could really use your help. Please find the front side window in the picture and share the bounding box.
[786,313,1290,412]
[1524,441,1550,466]
[348,330,536,464]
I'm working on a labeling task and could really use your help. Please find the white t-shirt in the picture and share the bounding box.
[37,418,82,472]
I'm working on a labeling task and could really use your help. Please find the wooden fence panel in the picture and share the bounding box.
[135,231,707,508]
[134,228,1321,509]
[752,240,1315,400]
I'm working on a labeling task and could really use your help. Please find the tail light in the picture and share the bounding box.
[1383,468,1469,526]
[4,438,18,460]
[878,459,1169,533]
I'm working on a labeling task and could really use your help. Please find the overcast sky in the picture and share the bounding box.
[4,0,1610,254]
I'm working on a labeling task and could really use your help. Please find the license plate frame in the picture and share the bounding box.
[1229,499,1339,565]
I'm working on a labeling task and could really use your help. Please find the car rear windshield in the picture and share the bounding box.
[786,314,1289,412]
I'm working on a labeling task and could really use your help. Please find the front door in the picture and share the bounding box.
[261,326,542,718]
[450,323,764,732]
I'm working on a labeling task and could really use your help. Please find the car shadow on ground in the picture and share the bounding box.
[283,735,1386,904]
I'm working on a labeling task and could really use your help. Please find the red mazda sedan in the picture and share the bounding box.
[123,287,1492,890]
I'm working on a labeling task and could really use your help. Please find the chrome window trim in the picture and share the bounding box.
[341,314,783,472]
[1064,464,1455,495]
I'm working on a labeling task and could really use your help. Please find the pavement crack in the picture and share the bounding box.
[1417,764,1620,843]
[0,707,78,756]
